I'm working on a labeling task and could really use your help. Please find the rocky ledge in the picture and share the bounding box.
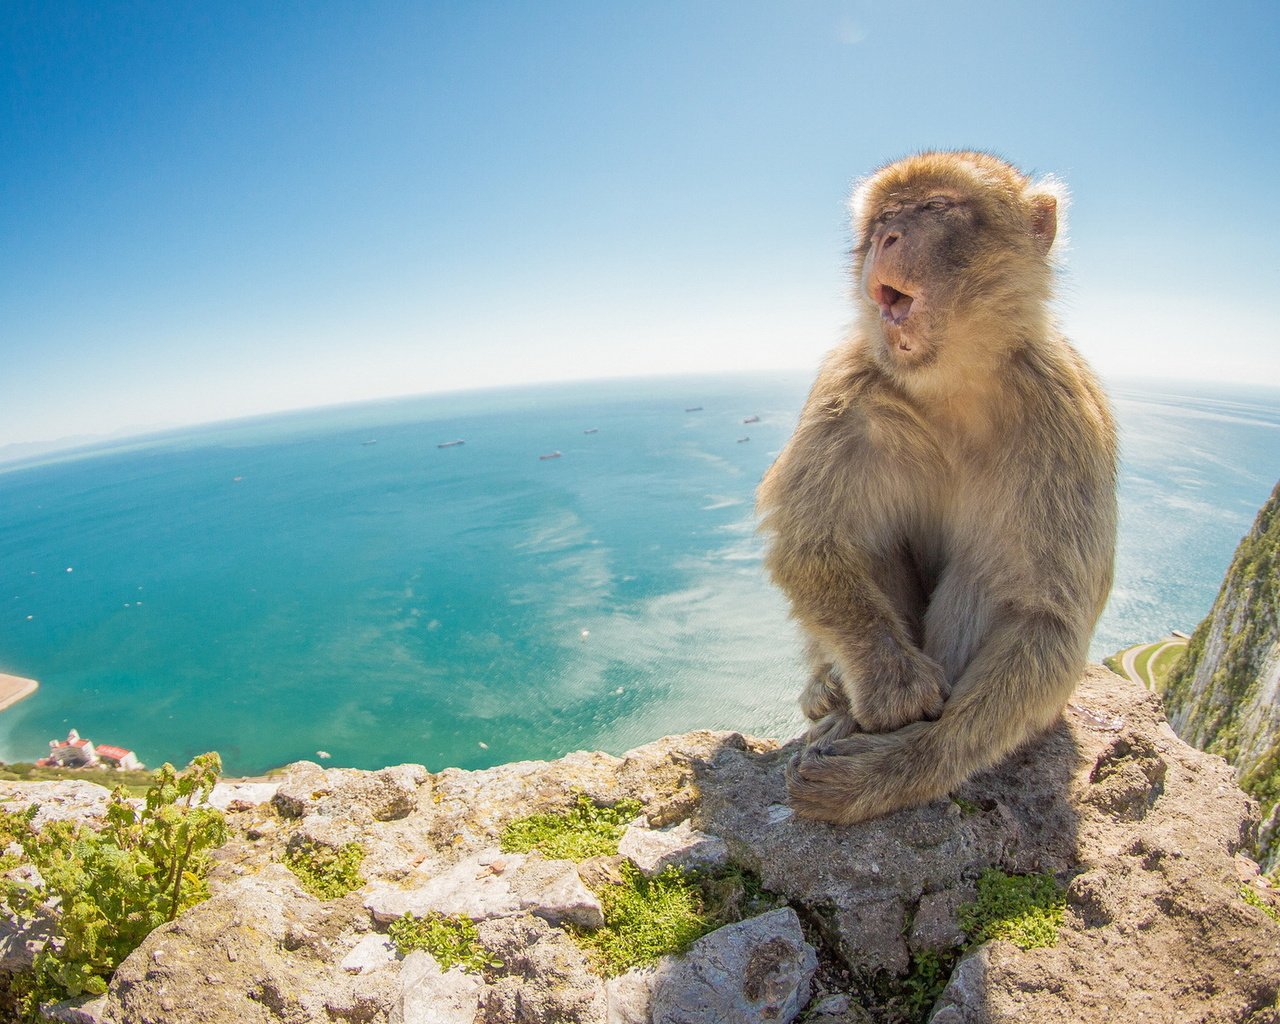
[4,666,1280,1024]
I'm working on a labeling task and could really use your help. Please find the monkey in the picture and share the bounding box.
[755,150,1117,824]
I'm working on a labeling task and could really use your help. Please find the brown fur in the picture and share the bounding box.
[757,151,1117,823]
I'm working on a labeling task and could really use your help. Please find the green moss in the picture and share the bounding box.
[575,863,710,974]
[957,869,1066,950]
[387,911,503,972]
[283,841,365,899]
[950,797,982,816]
[1240,885,1280,923]
[575,862,777,977]
[499,792,643,862]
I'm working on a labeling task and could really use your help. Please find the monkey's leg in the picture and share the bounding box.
[786,608,1085,823]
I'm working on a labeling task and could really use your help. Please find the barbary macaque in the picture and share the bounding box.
[756,151,1117,823]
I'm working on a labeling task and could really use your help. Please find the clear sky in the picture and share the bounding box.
[2,1,1277,448]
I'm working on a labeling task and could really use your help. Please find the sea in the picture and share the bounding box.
[1,373,1277,777]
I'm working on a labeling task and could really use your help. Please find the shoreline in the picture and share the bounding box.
[0,674,39,713]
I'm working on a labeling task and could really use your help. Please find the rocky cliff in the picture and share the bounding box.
[1164,479,1280,869]
[2,666,1280,1024]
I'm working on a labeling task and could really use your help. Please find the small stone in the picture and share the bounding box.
[618,820,729,877]
[391,951,483,1024]
[341,933,398,974]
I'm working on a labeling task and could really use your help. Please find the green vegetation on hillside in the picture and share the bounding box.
[1163,480,1280,826]
[0,754,227,1018]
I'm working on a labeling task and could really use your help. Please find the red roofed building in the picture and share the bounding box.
[37,729,143,770]
[95,744,142,770]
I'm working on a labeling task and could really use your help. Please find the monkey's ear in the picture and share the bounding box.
[1029,194,1057,254]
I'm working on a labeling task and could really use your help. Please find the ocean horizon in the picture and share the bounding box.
[2,372,1278,776]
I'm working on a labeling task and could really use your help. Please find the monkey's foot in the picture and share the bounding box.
[849,652,949,733]
[800,664,850,721]
[785,731,918,825]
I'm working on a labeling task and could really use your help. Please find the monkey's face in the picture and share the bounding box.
[851,152,1060,374]
[857,191,978,367]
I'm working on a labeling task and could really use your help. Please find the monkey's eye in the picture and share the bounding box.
[874,206,901,225]
[922,197,952,212]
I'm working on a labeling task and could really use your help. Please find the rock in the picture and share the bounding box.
[649,907,816,1024]
[508,853,606,930]
[617,820,729,877]
[4,665,1276,1024]
[908,886,973,954]
[366,851,604,931]
[274,762,429,822]
[40,994,111,1023]
[476,915,606,1022]
[0,780,114,828]
[393,951,483,1024]
[207,780,279,811]
[366,852,525,924]
[341,932,399,974]
[605,966,658,1023]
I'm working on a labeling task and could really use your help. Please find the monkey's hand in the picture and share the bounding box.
[799,663,849,721]
[847,646,949,733]
[802,708,861,748]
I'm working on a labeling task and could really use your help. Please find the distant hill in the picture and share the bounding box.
[1163,478,1280,869]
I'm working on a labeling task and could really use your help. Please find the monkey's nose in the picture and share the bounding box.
[880,230,901,250]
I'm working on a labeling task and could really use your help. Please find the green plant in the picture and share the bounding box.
[387,911,503,972]
[574,861,777,976]
[499,792,643,862]
[957,869,1066,950]
[576,862,710,974]
[0,753,228,1014]
[1240,885,1280,923]
[283,841,365,899]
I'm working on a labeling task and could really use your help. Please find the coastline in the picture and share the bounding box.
[0,673,39,713]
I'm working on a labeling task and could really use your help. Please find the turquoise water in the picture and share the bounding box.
[1,373,1277,775]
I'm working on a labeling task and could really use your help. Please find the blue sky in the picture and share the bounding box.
[2,1,1277,447]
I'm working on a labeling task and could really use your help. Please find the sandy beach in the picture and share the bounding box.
[0,673,38,713]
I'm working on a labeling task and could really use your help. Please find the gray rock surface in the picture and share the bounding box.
[392,951,483,1024]
[1,666,1277,1024]
[649,907,816,1024]
[617,820,729,877]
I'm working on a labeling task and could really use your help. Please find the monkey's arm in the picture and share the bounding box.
[758,373,950,737]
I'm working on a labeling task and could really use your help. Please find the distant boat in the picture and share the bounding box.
[737,437,750,443]
[742,415,760,424]
[583,428,599,435]
[684,406,703,413]
[539,451,562,461]
[361,439,378,446]
[437,439,466,449]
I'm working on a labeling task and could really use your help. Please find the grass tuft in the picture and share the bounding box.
[283,841,365,900]
[499,792,643,862]
[387,911,503,972]
[957,869,1066,950]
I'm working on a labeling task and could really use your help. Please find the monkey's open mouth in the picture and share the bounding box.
[877,284,914,325]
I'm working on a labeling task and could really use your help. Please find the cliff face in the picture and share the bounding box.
[3,667,1280,1024]
[1164,479,1280,868]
